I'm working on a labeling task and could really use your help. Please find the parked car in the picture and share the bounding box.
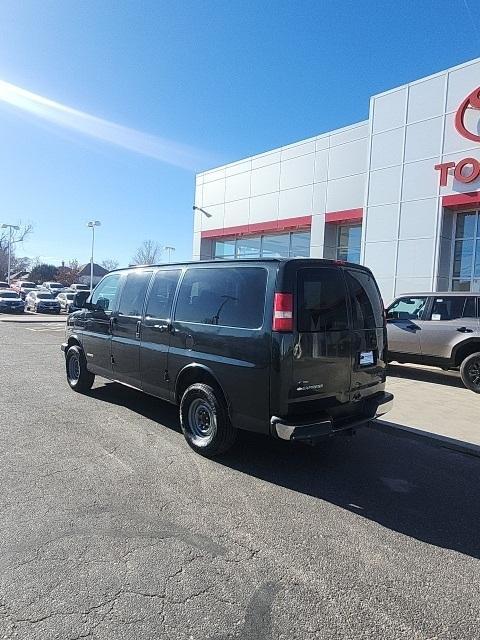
[70,283,91,292]
[26,291,61,314]
[386,292,480,392]
[42,281,67,295]
[56,291,76,312]
[12,281,37,300]
[0,289,24,313]
[62,259,393,456]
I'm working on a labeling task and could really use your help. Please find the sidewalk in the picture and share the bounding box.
[375,363,480,455]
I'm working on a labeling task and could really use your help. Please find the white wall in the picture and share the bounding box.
[363,57,480,301]
[193,122,368,260]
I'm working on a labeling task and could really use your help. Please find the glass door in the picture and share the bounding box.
[451,211,480,292]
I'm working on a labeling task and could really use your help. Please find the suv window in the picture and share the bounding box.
[345,269,384,329]
[430,296,476,321]
[117,271,152,317]
[387,297,427,320]
[297,268,348,332]
[175,267,267,329]
[91,274,121,312]
[145,270,180,319]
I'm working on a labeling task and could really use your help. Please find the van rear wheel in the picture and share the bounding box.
[180,383,236,457]
[460,352,480,393]
[66,345,95,393]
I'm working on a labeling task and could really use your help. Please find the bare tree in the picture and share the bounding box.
[132,240,162,265]
[101,258,120,272]
[0,223,33,280]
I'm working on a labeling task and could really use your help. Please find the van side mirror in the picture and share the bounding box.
[73,291,90,309]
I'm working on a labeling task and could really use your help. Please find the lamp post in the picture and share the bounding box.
[164,246,175,263]
[1,223,20,285]
[86,221,101,292]
[192,206,212,218]
[192,206,213,260]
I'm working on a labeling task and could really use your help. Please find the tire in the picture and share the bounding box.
[180,383,236,457]
[66,345,95,393]
[460,352,480,393]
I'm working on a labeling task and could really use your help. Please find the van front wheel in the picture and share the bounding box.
[180,383,236,457]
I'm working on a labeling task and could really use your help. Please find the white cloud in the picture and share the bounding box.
[0,79,216,171]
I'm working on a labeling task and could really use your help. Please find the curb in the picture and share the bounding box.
[371,419,480,459]
[0,317,66,324]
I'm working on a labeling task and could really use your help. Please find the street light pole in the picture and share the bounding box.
[87,221,101,292]
[164,246,175,263]
[1,223,20,285]
[192,206,212,218]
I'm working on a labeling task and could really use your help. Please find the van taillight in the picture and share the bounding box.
[273,293,293,332]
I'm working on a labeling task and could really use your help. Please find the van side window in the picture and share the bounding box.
[90,274,122,313]
[175,267,267,329]
[145,270,181,319]
[345,269,384,329]
[297,268,348,332]
[117,271,152,317]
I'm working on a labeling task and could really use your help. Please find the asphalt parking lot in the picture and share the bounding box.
[1,320,480,640]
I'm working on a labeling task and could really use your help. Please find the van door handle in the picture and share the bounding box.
[457,326,474,333]
[135,320,142,338]
[153,323,174,333]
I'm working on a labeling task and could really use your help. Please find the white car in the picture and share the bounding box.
[42,281,68,295]
[25,291,61,314]
[56,291,76,312]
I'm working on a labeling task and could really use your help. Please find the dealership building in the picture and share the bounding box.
[193,56,480,301]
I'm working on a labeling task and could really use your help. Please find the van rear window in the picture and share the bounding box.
[297,268,348,332]
[175,267,267,329]
[345,269,384,329]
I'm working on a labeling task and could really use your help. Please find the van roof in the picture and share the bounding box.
[109,257,374,273]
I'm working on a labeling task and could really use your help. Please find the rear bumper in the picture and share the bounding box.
[271,392,394,442]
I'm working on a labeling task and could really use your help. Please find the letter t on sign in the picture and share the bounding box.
[434,162,456,187]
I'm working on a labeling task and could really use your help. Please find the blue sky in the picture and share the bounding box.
[0,0,479,267]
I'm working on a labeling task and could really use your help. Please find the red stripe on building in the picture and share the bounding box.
[200,215,312,239]
[325,208,363,223]
[442,191,480,210]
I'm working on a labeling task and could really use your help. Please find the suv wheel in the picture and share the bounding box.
[66,345,95,392]
[460,352,480,393]
[180,383,236,457]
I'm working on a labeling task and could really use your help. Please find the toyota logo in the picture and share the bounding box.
[455,87,480,143]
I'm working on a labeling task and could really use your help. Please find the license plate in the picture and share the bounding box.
[360,350,375,366]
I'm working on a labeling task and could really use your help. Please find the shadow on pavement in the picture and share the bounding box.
[387,363,465,389]
[89,381,480,560]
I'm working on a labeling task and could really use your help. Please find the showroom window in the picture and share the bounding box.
[451,211,480,292]
[213,230,310,260]
[336,224,361,263]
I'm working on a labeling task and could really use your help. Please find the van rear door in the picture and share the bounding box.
[291,266,352,411]
[344,267,387,399]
